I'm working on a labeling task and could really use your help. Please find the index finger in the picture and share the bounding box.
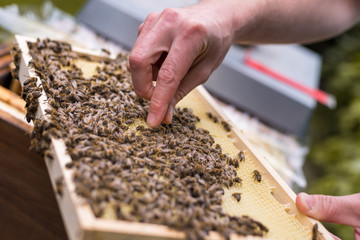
[147,39,202,127]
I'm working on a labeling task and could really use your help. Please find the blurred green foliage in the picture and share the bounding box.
[0,0,86,15]
[306,24,360,239]
[0,0,86,43]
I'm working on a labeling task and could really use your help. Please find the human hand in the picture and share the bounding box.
[296,192,360,240]
[128,1,236,127]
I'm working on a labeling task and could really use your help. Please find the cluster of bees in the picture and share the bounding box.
[206,112,231,132]
[22,76,41,122]
[10,44,22,82]
[21,38,269,240]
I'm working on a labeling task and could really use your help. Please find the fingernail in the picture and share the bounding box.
[162,107,173,125]
[301,193,313,211]
[167,106,174,122]
[147,113,157,127]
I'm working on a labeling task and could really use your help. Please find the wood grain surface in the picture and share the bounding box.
[0,111,68,240]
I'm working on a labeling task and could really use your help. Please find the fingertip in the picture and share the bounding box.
[147,112,160,128]
[163,106,174,124]
[296,192,312,214]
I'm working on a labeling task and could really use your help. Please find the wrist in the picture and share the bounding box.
[188,0,235,45]
[229,0,270,44]
[193,0,267,45]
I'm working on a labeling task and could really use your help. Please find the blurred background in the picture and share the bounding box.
[304,25,360,239]
[0,1,359,239]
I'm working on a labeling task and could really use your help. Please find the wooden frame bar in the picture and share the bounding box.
[15,35,332,240]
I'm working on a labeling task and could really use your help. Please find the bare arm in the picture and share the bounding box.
[230,0,360,44]
[128,0,360,127]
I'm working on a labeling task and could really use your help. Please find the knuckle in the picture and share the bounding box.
[198,68,211,82]
[158,66,177,85]
[184,20,208,38]
[191,67,211,85]
[198,77,208,85]
[146,12,159,23]
[161,8,179,22]
[317,195,337,219]
[129,49,146,68]
[133,88,149,99]
[149,97,163,113]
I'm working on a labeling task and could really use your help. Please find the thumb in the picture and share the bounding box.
[296,192,360,228]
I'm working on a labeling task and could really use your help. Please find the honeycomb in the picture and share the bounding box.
[178,92,311,240]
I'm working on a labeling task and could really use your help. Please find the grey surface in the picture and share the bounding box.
[204,44,321,135]
[77,0,142,49]
[77,0,322,136]
[77,0,197,49]
[206,45,319,135]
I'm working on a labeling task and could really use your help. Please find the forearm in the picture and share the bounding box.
[199,0,360,44]
[129,0,360,127]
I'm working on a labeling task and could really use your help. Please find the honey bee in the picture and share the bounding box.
[23,77,37,86]
[136,125,144,131]
[79,54,92,61]
[101,48,111,56]
[55,177,64,196]
[312,223,318,240]
[238,151,245,162]
[44,150,54,160]
[48,99,57,108]
[125,119,134,124]
[234,177,242,185]
[65,162,74,169]
[221,120,231,132]
[212,116,218,123]
[252,170,262,182]
[232,192,242,202]
[28,59,41,70]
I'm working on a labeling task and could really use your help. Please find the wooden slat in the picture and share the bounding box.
[0,54,12,69]
[0,43,10,58]
[0,86,26,113]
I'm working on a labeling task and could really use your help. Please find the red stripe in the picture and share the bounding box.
[244,51,329,105]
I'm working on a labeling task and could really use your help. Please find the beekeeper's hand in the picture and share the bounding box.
[128,1,236,127]
[296,192,360,240]
[128,0,360,127]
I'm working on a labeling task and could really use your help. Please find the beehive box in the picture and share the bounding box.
[15,35,332,240]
